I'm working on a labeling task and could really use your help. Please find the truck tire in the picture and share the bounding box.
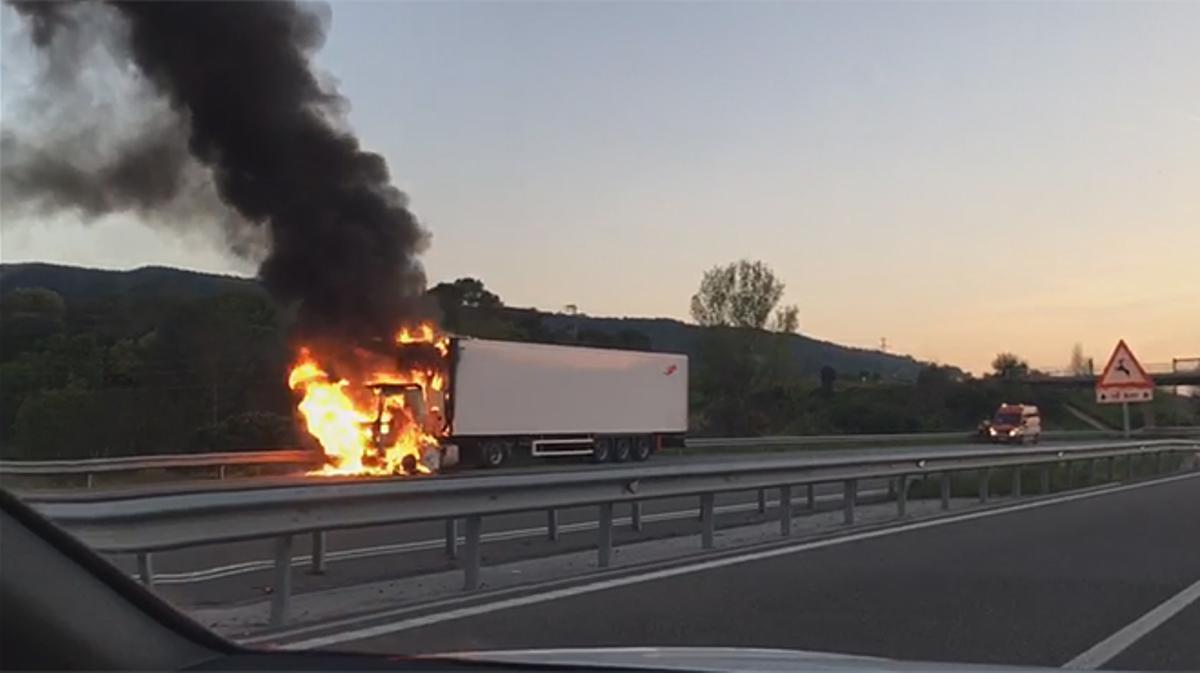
[478,441,508,468]
[631,435,653,462]
[592,437,612,463]
[613,437,632,463]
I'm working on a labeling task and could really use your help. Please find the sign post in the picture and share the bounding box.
[1094,340,1154,438]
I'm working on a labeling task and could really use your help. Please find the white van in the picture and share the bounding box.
[986,404,1042,444]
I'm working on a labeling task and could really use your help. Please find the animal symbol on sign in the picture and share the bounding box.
[1116,359,1131,376]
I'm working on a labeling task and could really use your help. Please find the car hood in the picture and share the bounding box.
[445,647,1034,672]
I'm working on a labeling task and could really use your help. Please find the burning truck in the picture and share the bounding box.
[289,325,689,475]
[3,2,687,479]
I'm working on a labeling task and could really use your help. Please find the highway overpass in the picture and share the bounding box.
[1023,358,1200,387]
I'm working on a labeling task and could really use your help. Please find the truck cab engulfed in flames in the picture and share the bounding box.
[288,324,454,477]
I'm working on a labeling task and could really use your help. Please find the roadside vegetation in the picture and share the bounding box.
[1,262,1195,460]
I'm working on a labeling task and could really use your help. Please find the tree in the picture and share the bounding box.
[0,287,66,357]
[1069,343,1091,375]
[991,352,1029,379]
[1,287,66,320]
[688,261,798,434]
[916,363,953,388]
[147,293,285,425]
[771,305,799,334]
[819,365,837,395]
[689,260,798,333]
[615,328,652,350]
[428,277,502,311]
[428,278,503,330]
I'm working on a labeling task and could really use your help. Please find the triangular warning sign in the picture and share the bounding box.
[1096,340,1153,388]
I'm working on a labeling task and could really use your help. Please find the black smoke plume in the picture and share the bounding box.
[3,1,431,339]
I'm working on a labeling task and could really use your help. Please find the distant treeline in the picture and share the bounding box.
[3,264,1193,460]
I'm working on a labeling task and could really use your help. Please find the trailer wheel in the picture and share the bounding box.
[613,437,632,463]
[631,435,653,462]
[592,438,612,463]
[479,441,508,468]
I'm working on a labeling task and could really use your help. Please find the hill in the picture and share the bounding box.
[0,262,260,302]
[0,262,925,381]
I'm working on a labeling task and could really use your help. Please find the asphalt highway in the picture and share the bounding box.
[268,471,1200,670]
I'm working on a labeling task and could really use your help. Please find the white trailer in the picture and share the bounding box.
[445,338,688,467]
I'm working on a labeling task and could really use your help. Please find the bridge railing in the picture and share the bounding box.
[20,437,1200,627]
[1031,359,1199,377]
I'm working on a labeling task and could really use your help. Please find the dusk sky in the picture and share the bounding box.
[2,1,1197,373]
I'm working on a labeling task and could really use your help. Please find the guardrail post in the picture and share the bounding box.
[843,479,857,525]
[597,503,614,567]
[1090,458,1100,485]
[978,468,992,503]
[444,519,458,559]
[806,483,816,510]
[1041,465,1051,494]
[546,509,559,541]
[896,475,908,518]
[310,531,326,574]
[136,552,154,589]
[630,501,643,531]
[779,485,792,537]
[85,472,94,489]
[1011,467,1022,498]
[940,472,951,510]
[756,489,767,514]
[463,515,482,590]
[269,534,294,627]
[700,493,716,549]
[1156,451,1166,474]
[218,464,227,480]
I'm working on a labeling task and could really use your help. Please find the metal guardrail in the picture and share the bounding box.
[23,437,1200,627]
[4,428,1198,484]
[681,429,1148,449]
[0,450,320,486]
[684,432,970,448]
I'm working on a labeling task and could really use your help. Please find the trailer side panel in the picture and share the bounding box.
[450,339,687,437]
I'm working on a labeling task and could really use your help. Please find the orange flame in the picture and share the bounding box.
[288,325,450,476]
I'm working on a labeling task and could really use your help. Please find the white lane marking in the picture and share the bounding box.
[278,471,1200,650]
[1062,576,1200,669]
[147,493,875,584]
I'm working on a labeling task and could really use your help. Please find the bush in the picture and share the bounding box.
[192,412,297,452]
